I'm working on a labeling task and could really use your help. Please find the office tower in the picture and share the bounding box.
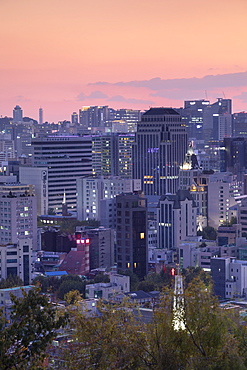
[76,176,141,221]
[179,99,210,140]
[0,183,37,250]
[31,135,92,213]
[218,114,232,140]
[79,106,109,128]
[221,137,247,177]
[92,133,135,178]
[208,172,241,228]
[115,192,148,279]
[203,98,232,141]
[133,107,187,196]
[19,166,49,215]
[112,109,142,132]
[157,189,197,250]
[71,112,78,125]
[39,107,43,125]
[13,105,23,123]
[233,112,247,137]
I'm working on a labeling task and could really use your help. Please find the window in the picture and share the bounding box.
[140,233,145,239]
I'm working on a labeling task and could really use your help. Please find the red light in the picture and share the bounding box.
[81,239,85,244]
[75,232,81,240]
[170,268,175,276]
[76,240,80,244]
[86,239,90,244]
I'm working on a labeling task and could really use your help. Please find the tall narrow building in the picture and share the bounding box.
[116,192,148,279]
[133,108,187,196]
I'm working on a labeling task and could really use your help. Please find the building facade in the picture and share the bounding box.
[116,192,148,279]
[31,135,92,213]
[133,107,187,196]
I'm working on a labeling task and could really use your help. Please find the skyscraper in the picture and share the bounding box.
[39,107,43,125]
[13,105,23,123]
[31,135,92,213]
[116,192,148,279]
[133,108,187,196]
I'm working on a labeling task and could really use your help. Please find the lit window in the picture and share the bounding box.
[140,233,145,239]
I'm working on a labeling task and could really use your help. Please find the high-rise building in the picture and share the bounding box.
[157,189,197,250]
[203,98,232,141]
[221,137,247,177]
[31,135,92,213]
[112,109,142,132]
[233,112,247,137]
[115,192,148,279]
[178,100,210,140]
[0,183,37,250]
[92,133,135,178]
[76,176,141,221]
[39,108,43,125]
[71,112,78,125]
[13,105,23,123]
[133,107,187,196]
[79,106,110,128]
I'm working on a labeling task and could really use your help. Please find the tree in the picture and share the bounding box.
[56,276,247,369]
[0,275,23,289]
[57,279,86,300]
[0,288,67,370]
[197,226,217,240]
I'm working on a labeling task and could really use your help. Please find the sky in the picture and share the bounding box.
[1,0,247,122]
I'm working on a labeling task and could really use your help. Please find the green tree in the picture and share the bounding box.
[0,288,67,370]
[0,275,23,289]
[197,225,217,240]
[182,266,212,288]
[57,279,86,300]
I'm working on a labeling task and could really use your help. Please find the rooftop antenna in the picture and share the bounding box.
[222,91,226,99]
[205,90,208,100]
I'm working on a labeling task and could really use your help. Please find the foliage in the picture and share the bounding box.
[181,266,212,288]
[0,275,23,289]
[119,269,140,291]
[197,225,217,240]
[57,219,100,234]
[64,290,82,305]
[57,280,86,300]
[0,288,68,370]
[60,301,148,369]
[92,272,110,283]
[54,276,247,369]
[221,216,238,227]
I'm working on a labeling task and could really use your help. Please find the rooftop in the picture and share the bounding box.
[143,107,179,116]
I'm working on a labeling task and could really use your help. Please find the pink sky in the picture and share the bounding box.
[1,0,247,122]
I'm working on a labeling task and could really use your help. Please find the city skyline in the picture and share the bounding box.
[1,0,247,121]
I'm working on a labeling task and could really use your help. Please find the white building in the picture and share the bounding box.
[85,273,130,300]
[0,183,37,249]
[157,190,197,250]
[208,172,241,228]
[76,176,141,221]
[0,239,33,285]
[19,166,49,215]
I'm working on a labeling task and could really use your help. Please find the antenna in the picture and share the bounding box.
[205,90,208,100]
[222,91,226,99]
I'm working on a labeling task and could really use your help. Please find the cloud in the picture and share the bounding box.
[108,95,154,105]
[233,91,247,102]
[76,90,108,101]
[89,71,247,91]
